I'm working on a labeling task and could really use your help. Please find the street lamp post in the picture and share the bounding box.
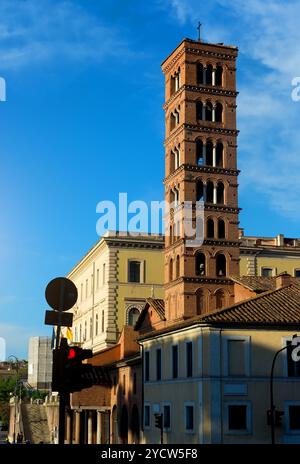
[270,334,298,445]
[8,355,19,444]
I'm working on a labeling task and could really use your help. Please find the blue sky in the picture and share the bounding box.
[1,0,300,359]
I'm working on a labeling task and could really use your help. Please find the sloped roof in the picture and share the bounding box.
[138,284,300,340]
[232,275,300,292]
[134,298,166,330]
[200,284,300,324]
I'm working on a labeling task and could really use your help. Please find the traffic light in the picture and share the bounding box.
[275,410,284,427]
[154,413,163,430]
[52,338,93,393]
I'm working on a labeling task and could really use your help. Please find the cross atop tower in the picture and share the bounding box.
[197,22,202,42]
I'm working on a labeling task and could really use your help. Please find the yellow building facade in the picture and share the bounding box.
[139,281,300,444]
[67,232,164,353]
[239,230,300,278]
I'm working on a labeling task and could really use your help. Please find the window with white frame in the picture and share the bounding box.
[184,403,195,433]
[128,260,145,283]
[225,402,252,435]
[261,267,275,277]
[224,336,250,377]
[144,404,151,428]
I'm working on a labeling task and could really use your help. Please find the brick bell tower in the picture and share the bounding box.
[162,38,240,322]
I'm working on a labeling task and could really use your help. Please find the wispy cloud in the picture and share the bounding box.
[0,0,133,69]
[163,0,300,220]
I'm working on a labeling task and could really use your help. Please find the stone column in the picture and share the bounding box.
[212,68,216,86]
[203,67,207,85]
[212,144,217,167]
[203,143,207,165]
[66,412,71,444]
[74,411,81,444]
[212,105,216,123]
[88,411,93,444]
[96,411,102,444]
[203,183,207,202]
[213,184,217,204]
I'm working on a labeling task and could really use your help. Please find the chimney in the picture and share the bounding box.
[276,272,293,289]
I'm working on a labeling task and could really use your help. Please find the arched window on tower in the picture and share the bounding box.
[196,101,203,120]
[206,101,213,121]
[128,308,140,327]
[216,142,223,167]
[207,218,215,238]
[169,258,173,281]
[216,254,227,277]
[217,182,225,204]
[170,150,175,172]
[196,180,204,201]
[196,139,204,165]
[176,255,180,278]
[196,289,204,315]
[215,103,223,122]
[206,64,213,85]
[195,252,206,276]
[215,66,223,86]
[170,113,176,131]
[197,63,204,84]
[174,146,180,170]
[215,290,225,309]
[218,219,226,239]
[206,181,214,203]
[206,140,213,166]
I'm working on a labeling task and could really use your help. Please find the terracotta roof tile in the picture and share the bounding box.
[138,284,300,340]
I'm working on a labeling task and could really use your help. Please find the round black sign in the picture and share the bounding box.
[45,277,78,312]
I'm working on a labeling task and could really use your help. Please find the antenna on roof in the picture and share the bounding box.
[197,22,202,42]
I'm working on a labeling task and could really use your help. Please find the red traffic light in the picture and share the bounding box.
[67,348,77,360]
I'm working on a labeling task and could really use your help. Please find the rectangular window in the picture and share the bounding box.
[144,405,150,428]
[145,351,150,382]
[123,374,126,395]
[89,317,92,339]
[102,310,105,332]
[156,349,162,381]
[113,375,117,395]
[85,279,88,298]
[96,269,100,288]
[172,345,178,379]
[289,405,300,430]
[163,405,171,430]
[228,339,246,376]
[128,260,141,283]
[261,267,274,277]
[295,269,300,278]
[91,274,94,294]
[228,405,247,431]
[103,263,106,285]
[287,341,300,377]
[80,283,83,302]
[185,405,194,432]
[186,342,193,377]
[133,372,137,395]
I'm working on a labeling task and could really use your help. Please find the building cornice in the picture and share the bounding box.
[164,123,239,146]
[163,84,238,109]
[164,164,240,184]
